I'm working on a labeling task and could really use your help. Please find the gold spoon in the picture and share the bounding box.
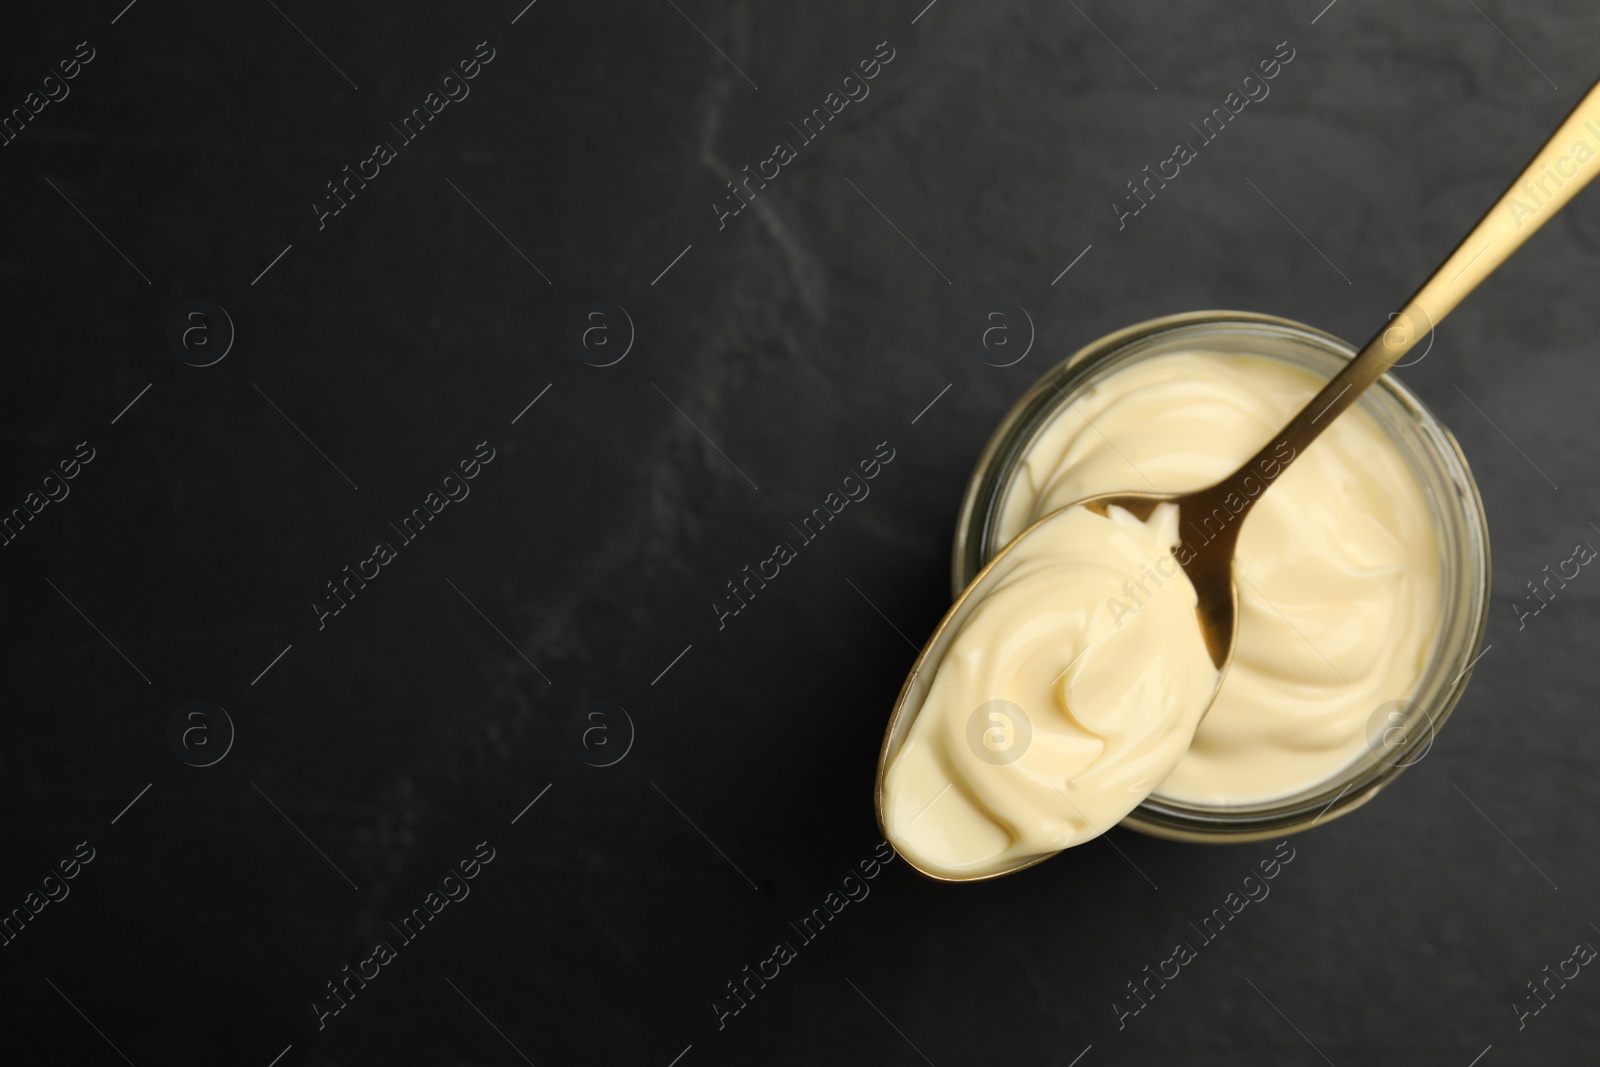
[876,76,1600,881]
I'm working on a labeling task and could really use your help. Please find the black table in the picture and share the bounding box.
[5,1,1599,1063]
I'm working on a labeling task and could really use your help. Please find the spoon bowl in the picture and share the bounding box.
[872,493,1233,883]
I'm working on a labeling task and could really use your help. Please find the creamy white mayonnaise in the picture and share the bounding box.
[882,503,1219,879]
[995,350,1441,806]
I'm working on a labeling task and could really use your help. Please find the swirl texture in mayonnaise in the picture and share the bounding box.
[882,503,1219,879]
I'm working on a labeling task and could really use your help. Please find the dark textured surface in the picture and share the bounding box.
[4,1,1600,1064]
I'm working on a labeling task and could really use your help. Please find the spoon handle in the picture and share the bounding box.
[1226,75,1600,506]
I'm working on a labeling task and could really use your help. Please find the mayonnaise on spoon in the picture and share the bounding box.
[879,503,1219,881]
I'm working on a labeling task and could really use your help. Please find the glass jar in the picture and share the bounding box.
[951,310,1491,842]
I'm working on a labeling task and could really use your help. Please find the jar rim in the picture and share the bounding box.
[950,310,1492,842]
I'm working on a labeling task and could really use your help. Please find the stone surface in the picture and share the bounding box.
[3,0,1599,1063]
